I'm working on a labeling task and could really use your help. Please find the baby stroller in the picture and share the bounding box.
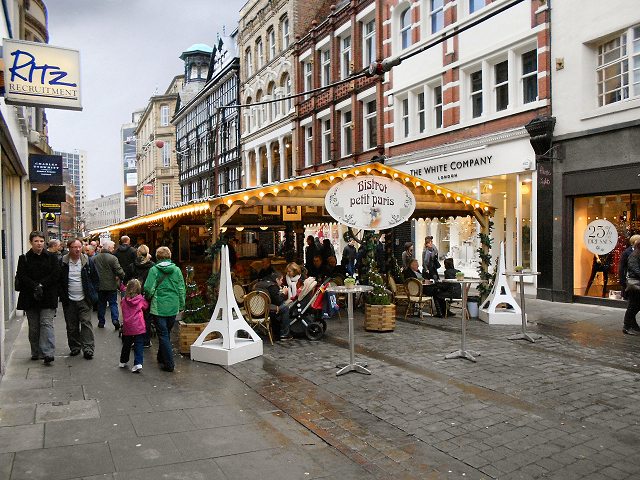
[288,277,330,341]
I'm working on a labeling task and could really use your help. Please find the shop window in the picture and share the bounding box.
[574,194,640,299]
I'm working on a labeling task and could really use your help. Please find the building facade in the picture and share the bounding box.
[173,33,242,200]
[135,75,186,215]
[380,0,550,289]
[85,193,121,232]
[54,149,87,230]
[545,0,640,305]
[121,109,143,220]
[239,0,328,189]
[295,0,382,176]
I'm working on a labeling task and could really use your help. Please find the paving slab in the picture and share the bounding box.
[43,415,137,448]
[0,423,43,453]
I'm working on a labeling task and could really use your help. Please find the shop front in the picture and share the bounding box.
[391,132,536,292]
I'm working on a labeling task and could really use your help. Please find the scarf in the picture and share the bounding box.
[286,274,301,299]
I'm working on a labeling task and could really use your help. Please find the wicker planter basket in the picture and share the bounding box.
[178,321,218,354]
[364,304,396,332]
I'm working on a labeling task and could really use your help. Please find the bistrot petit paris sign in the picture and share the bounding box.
[325,176,415,231]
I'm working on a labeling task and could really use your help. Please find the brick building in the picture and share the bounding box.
[294,0,382,175]
[380,0,551,287]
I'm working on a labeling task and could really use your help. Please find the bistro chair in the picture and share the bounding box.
[247,279,259,292]
[387,275,408,309]
[243,291,273,345]
[404,278,432,319]
[233,283,247,316]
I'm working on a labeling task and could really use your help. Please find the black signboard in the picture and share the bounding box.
[29,154,63,185]
[39,185,66,203]
[41,203,61,214]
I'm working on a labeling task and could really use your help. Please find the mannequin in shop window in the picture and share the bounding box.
[584,253,612,297]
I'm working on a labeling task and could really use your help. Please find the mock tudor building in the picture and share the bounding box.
[173,32,241,200]
[381,0,551,289]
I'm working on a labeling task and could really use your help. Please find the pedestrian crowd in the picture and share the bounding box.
[14,232,185,373]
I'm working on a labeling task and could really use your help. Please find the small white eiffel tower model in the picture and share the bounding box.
[478,241,522,325]
[190,245,263,365]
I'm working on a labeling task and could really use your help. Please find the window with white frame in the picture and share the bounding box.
[246,49,252,77]
[229,167,240,191]
[341,36,352,79]
[431,0,444,34]
[469,0,485,14]
[182,185,188,202]
[282,73,292,111]
[471,69,483,118]
[322,119,331,163]
[305,126,313,167]
[268,28,276,60]
[257,38,263,69]
[364,20,376,67]
[417,91,426,133]
[402,98,409,137]
[282,17,290,49]
[304,61,313,99]
[521,50,538,104]
[202,177,209,197]
[218,172,226,195]
[342,110,353,156]
[434,85,443,128]
[191,182,197,200]
[597,26,640,107]
[162,142,171,167]
[322,49,331,86]
[364,100,377,149]
[160,105,170,126]
[401,8,412,50]
[161,183,170,206]
[495,60,508,111]
[268,82,278,121]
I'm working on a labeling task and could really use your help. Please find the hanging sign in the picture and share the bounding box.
[325,175,415,230]
[143,184,154,196]
[3,39,82,111]
[583,219,617,255]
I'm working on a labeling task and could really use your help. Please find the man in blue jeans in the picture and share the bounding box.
[93,239,126,331]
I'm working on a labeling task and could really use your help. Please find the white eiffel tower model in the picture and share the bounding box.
[190,245,263,365]
[478,241,522,325]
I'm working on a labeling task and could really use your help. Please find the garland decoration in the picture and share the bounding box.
[476,220,495,302]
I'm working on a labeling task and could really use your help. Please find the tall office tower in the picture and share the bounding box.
[54,149,87,228]
[122,109,144,219]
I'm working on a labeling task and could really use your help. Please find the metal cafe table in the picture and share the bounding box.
[443,278,482,362]
[326,284,373,376]
[504,270,542,343]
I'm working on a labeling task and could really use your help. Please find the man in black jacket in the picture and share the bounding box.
[60,238,100,359]
[15,231,60,364]
[114,236,137,276]
[255,272,292,340]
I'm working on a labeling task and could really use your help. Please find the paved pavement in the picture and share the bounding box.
[1,298,639,479]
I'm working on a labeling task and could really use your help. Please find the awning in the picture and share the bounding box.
[89,162,494,236]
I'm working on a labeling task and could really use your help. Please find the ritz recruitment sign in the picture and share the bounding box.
[3,39,82,111]
[325,176,415,231]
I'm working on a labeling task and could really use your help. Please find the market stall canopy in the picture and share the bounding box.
[89,162,495,237]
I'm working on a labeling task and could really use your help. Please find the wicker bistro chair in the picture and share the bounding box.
[404,278,433,319]
[387,275,408,309]
[233,284,247,316]
[244,291,273,345]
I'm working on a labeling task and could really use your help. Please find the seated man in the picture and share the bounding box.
[307,254,329,281]
[326,256,347,278]
[256,257,275,280]
[254,272,292,341]
[402,258,423,280]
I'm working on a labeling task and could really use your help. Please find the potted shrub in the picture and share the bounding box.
[178,266,215,354]
[363,269,396,331]
[344,276,356,288]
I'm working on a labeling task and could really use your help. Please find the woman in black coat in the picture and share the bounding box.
[15,231,60,364]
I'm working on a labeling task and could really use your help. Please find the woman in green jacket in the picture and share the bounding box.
[144,246,185,372]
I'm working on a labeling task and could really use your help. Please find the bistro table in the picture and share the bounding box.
[505,271,542,343]
[326,284,373,376]
[443,278,482,362]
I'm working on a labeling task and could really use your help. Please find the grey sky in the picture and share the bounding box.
[45,0,240,201]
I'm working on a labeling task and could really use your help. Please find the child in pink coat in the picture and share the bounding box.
[119,279,148,372]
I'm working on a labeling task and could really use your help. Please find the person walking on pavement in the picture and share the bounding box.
[119,279,148,373]
[15,231,60,365]
[60,238,100,359]
[619,234,640,300]
[144,246,185,372]
[113,236,137,288]
[93,239,126,330]
[124,244,155,347]
[422,236,440,281]
[47,239,62,260]
[342,239,357,276]
[305,235,318,273]
[623,237,640,335]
